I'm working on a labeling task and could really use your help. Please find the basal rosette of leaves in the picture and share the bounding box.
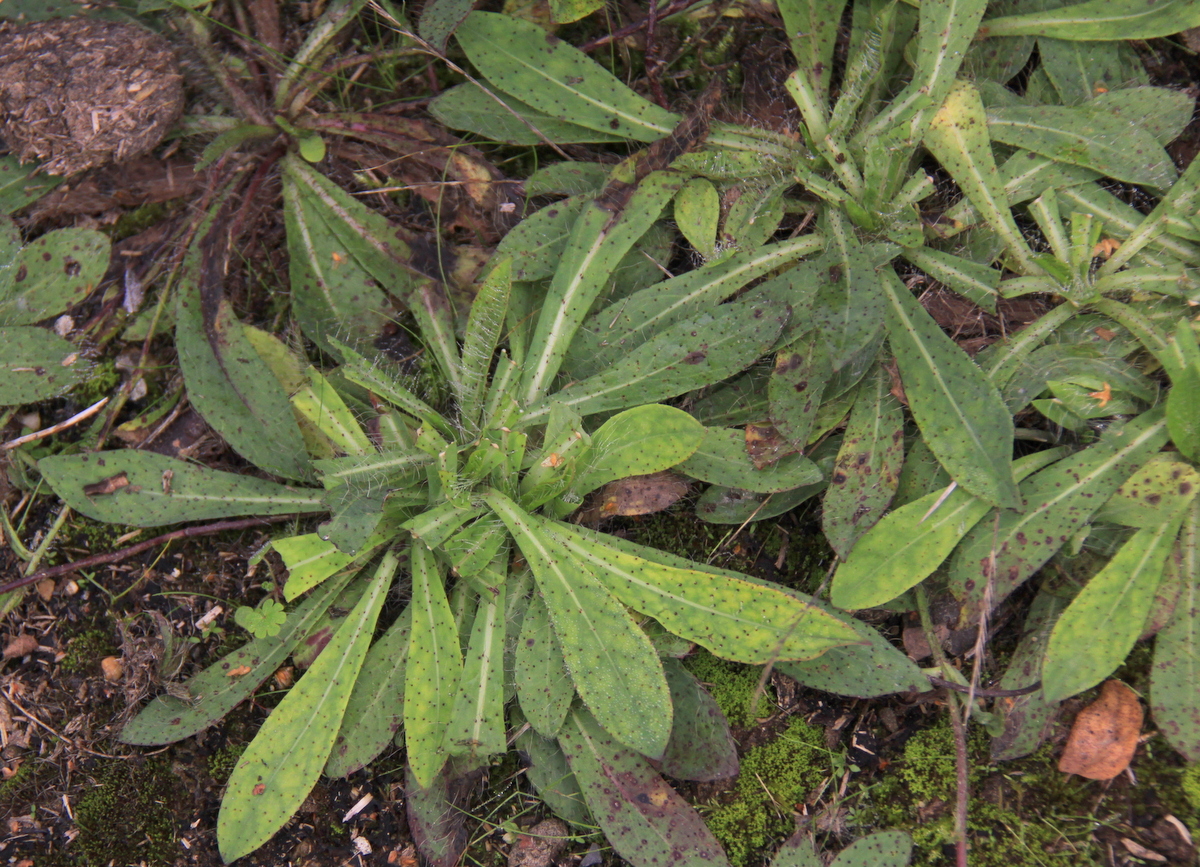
[428,0,1200,818]
[27,5,902,858]
[21,0,1200,864]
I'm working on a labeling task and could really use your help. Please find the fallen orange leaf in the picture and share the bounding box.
[1058,680,1143,780]
[1088,382,1112,408]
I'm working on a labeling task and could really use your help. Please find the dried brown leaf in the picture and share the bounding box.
[1058,680,1143,780]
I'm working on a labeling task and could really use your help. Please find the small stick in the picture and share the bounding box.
[2,398,109,450]
[0,515,300,596]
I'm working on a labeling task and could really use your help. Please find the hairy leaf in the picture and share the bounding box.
[1043,514,1185,702]
[880,269,1019,509]
[559,707,732,867]
[454,12,677,142]
[217,551,393,861]
[949,408,1169,617]
[120,570,354,746]
[1150,501,1200,761]
[487,491,672,758]
[0,327,87,405]
[982,0,1200,40]
[515,593,574,738]
[325,605,412,777]
[544,518,863,663]
[39,451,324,527]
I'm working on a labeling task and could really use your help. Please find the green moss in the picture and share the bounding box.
[207,742,247,784]
[860,730,1104,866]
[0,758,37,804]
[1181,762,1200,814]
[74,759,178,866]
[71,358,120,404]
[704,717,827,867]
[60,628,115,675]
[684,651,773,728]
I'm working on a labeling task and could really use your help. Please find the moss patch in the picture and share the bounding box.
[74,759,178,866]
[59,628,116,675]
[684,650,773,728]
[703,717,827,867]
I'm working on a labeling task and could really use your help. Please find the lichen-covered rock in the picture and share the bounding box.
[0,18,183,175]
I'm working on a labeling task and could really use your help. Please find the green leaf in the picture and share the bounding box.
[1150,500,1200,761]
[566,237,821,380]
[1037,38,1147,106]
[1095,456,1200,529]
[1168,321,1200,462]
[514,722,592,826]
[175,196,312,481]
[811,225,892,372]
[986,104,1176,191]
[924,80,1038,273]
[290,367,375,457]
[948,407,1169,617]
[0,227,108,326]
[780,0,848,99]
[777,601,926,698]
[443,584,507,758]
[39,451,324,526]
[454,12,678,143]
[829,831,913,867]
[678,427,822,494]
[0,326,87,406]
[418,0,473,51]
[831,448,1067,610]
[0,155,59,214]
[1042,514,1185,702]
[544,518,863,663]
[992,590,1068,761]
[404,543,463,788]
[276,532,384,600]
[821,365,904,558]
[218,551,392,861]
[769,831,822,867]
[859,0,989,141]
[493,198,585,281]
[120,570,354,746]
[767,338,833,451]
[486,490,672,758]
[526,162,612,197]
[429,83,626,145]
[549,0,604,24]
[901,246,1000,312]
[515,592,575,738]
[696,481,827,524]
[282,154,406,355]
[674,178,720,257]
[981,0,1200,40]
[660,659,738,782]
[571,404,704,497]
[325,606,412,777]
[559,707,732,867]
[458,258,511,429]
[522,170,682,403]
[880,269,1020,510]
[234,598,288,638]
[539,288,788,420]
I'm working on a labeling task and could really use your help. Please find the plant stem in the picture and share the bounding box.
[915,585,970,867]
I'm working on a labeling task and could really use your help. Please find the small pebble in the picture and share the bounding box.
[100,656,124,682]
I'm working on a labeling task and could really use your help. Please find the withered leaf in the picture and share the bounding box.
[598,472,688,517]
[1058,680,1143,780]
[83,472,130,496]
